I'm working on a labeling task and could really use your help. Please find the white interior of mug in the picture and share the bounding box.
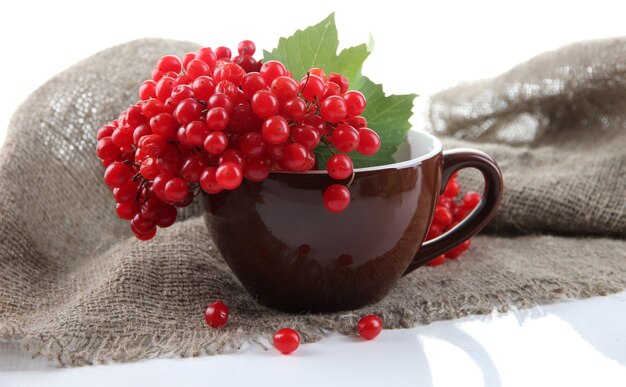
[270,130,443,174]
[387,130,442,170]
[270,129,442,174]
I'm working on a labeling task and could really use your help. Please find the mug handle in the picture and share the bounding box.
[403,148,504,276]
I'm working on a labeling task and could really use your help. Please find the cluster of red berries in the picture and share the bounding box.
[425,174,481,266]
[96,40,381,240]
[205,301,382,354]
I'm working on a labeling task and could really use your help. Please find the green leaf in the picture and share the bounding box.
[263,13,417,168]
[263,13,339,80]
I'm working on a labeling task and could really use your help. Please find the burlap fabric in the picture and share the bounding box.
[0,38,624,367]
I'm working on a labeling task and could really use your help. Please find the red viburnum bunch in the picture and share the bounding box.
[426,173,482,266]
[96,40,381,240]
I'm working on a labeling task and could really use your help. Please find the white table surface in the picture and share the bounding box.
[2,292,626,387]
[1,1,625,385]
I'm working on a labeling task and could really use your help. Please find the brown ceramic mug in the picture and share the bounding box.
[202,130,503,313]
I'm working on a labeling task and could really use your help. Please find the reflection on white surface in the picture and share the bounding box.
[1,292,625,387]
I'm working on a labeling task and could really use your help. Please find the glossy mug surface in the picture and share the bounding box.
[203,131,503,312]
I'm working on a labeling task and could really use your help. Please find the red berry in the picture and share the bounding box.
[299,74,325,101]
[174,98,202,125]
[329,72,349,94]
[156,55,182,73]
[356,128,381,156]
[96,137,121,161]
[182,52,196,69]
[150,113,177,138]
[426,224,443,240]
[342,90,367,117]
[104,161,132,188]
[186,59,211,79]
[111,126,134,149]
[233,54,260,73]
[164,177,189,203]
[180,155,205,183]
[308,68,327,82]
[326,154,353,180]
[242,72,267,100]
[262,116,290,144]
[281,97,307,122]
[251,90,279,118]
[113,181,139,204]
[320,95,347,123]
[175,74,192,86]
[219,149,246,168]
[426,255,446,267]
[243,158,270,182]
[140,157,160,180]
[152,173,174,202]
[203,131,228,155]
[237,40,256,55]
[216,162,243,190]
[266,143,286,160]
[462,191,482,210]
[273,328,300,355]
[156,204,177,228]
[323,184,351,213]
[200,167,223,194]
[131,214,156,235]
[240,132,266,158]
[282,143,309,171]
[207,93,233,113]
[214,63,246,86]
[204,301,229,328]
[133,226,157,241]
[444,179,460,198]
[185,120,210,146]
[357,314,383,340]
[323,82,341,99]
[331,124,360,153]
[141,99,166,119]
[116,202,138,220]
[97,124,115,140]
[347,115,368,129]
[433,206,453,228]
[206,107,229,131]
[445,240,472,259]
[170,84,194,104]
[437,196,455,210]
[292,124,320,150]
[139,80,156,100]
[155,77,176,102]
[215,46,231,60]
[151,68,164,82]
[454,205,471,221]
[302,114,325,133]
[260,61,287,83]
[304,152,316,170]
[139,197,162,221]
[228,103,258,132]
[195,47,217,70]
[191,76,215,101]
[156,147,183,175]
[271,76,299,100]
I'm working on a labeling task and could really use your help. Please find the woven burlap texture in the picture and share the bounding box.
[0,38,624,367]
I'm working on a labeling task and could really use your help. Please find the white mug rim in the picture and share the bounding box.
[269,129,442,174]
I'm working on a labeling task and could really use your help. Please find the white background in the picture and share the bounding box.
[1,0,625,386]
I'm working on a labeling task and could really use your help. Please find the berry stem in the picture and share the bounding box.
[322,138,336,155]
[346,172,356,188]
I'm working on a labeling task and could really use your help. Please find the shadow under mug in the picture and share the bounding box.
[202,130,504,313]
